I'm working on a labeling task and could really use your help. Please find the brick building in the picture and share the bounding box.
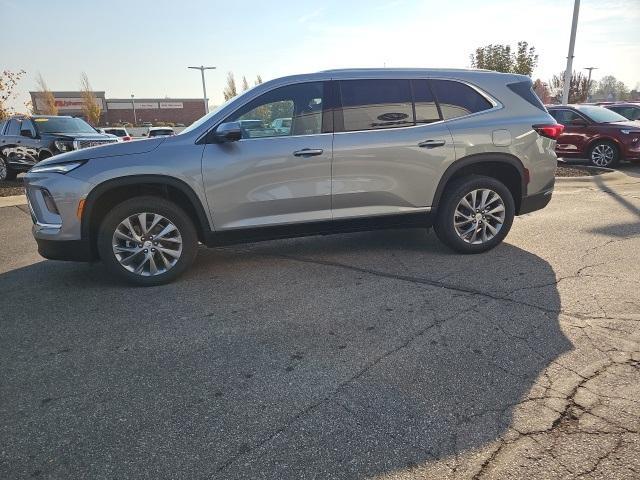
[30,91,206,126]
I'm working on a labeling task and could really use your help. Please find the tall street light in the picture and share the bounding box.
[188,66,216,114]
[131,94,137,125]
[584,67,598,101]
[562,0,581,104]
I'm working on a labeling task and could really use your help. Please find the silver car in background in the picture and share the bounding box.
[24,68,562,285]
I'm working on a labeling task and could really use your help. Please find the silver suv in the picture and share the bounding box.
[24,69,561,285]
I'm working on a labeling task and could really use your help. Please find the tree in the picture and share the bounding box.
[35,73,58,115]
[549,71,590,104]
[223,72,237,100]
[80,72,101,125]
[0,69,26,120]
[532,79,552,104]
[594,75,630,101]
[470,41,538,76]
[255,75,263,86]
[242,76,250,92]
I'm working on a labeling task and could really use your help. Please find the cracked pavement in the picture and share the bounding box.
[1,165,639,479]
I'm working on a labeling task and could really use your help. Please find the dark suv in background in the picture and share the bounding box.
[547,105,640,167]
[0,115,118,180]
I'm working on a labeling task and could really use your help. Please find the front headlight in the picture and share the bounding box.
[54,140,74,152]
[620,129,640,135]
[30,161,86,174]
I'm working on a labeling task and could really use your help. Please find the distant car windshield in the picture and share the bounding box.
[575,105,628,123]
[106,129,127,136]
[33,117,97,134]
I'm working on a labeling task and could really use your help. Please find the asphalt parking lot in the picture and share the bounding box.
[1,166,639,479]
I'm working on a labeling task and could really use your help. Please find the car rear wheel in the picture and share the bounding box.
[97,196,199,286]
[589,141,619,168]
[434,175,515,254]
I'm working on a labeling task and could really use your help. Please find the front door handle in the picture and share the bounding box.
[418,139,445,148]
[293,148,323,157]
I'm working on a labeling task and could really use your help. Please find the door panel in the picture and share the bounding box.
[331,124,455,217]
[202,135,332,229]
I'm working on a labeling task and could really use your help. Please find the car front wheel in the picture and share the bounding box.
[589,141,619,168]
[0,157,17,181]
[434,175,515,254]
[97,196,199,286]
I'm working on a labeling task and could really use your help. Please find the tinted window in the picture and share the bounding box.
[339,79,413,131]
[228,82,324,139]
[20,119,36,137]
[430,80,493,119]
[507,81,546,112]
[6,119,20,136]
[549,109,583,124]
[0,121,6,135]
[411,80,441,124]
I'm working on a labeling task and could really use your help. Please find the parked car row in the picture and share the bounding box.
[546,103,640,167]
[0,116,119,181]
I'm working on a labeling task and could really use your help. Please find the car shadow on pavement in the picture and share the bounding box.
[0,230,570,479]
[588,174,640,238]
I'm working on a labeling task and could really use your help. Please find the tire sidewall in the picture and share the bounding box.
[97,196,198,286]
[589,141,619,168]
[0,157,8,181]
[435,176,515,254]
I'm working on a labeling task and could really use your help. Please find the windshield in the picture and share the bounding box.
[33,117,97,134]
[178,96,238,135]
[575,105,628,123]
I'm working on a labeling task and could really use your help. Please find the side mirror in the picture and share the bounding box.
[20,129,34,138]
[214,122,242,142]
[571,118,588,127]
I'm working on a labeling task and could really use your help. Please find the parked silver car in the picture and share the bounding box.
[24,69,561,285]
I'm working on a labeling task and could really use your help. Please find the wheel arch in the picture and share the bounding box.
[432,153,527,214]
[82,175,211,258]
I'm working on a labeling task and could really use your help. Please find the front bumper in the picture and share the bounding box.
[35,238,94,262]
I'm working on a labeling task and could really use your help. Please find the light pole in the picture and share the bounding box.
[562,0,580,104]
[584,67,598,101]
[131,94,137,126]
[188,66,216,114]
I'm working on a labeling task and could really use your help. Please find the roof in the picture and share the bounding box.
[321,67,492,74]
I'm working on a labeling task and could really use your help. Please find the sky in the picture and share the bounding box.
[2,0,639,111]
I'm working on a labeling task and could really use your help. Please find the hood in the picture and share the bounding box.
[38,137,166,166]
[606,120,640,129]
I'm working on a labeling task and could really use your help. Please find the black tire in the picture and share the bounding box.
[588,141,619,168]
[434,175,515,254]
[97,196,199,286]
[0,157,17,181]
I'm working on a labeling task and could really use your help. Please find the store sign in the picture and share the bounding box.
[106,102,158,110]
[160,102,183,109]
[35,97,104,111]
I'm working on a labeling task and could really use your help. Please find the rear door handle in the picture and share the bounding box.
[293,148,323,157]
[418,139,445,148]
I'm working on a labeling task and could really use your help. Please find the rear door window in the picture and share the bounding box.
[429,80,493,119]
[6,119,20,136]
[338,79,414,132]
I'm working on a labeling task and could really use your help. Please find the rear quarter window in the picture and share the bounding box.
[429,80,493,120]
[507,81,547,112]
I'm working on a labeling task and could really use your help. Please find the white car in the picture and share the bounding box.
[98,127,132,141]
[146,127,175,138]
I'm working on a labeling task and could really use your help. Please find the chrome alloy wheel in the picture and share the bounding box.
[112,212,183,276]
[0,157,7,181]
[591,144,615,167]
[453,189,506,244]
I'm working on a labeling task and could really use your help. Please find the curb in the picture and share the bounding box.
[0,195,27,208]
[555,167,623,184]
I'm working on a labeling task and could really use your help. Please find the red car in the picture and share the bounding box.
[547,105,640,167]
